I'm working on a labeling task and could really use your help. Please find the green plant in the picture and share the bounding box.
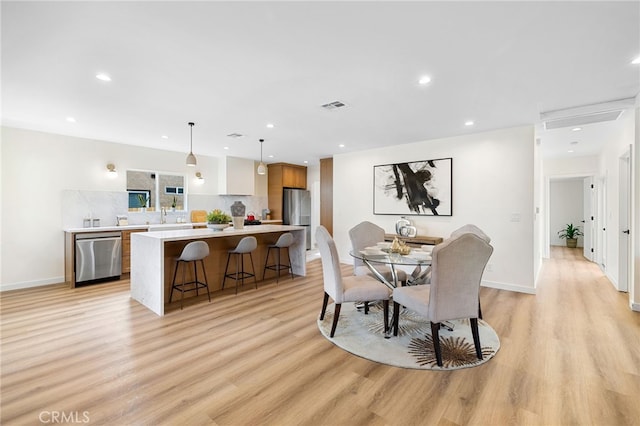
[171,196,177,208]
[137,194,149,208]
[558,223,584,239]
[207,209,231,224]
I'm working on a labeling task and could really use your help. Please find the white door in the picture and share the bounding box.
[583,177,594,261]
[597,176,607,270]
[618,151,630,292]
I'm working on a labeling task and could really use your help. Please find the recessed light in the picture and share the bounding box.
[266,123,275,129]
[418,75,431,85]
[338,144,345,148]
[571,127,582,132]
[570,141,579,145]
[632,56,640,65]
[96,73,111,82]
[223,146,229,150]
[568,150,574,153]
[66,117,76,123]
[268,155,274,158]
[303,160,308,164]
[161,135,168,139]
[464,120,474,126]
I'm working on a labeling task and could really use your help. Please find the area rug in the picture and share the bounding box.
[317,302,500,370]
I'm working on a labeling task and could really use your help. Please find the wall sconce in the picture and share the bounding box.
[194,171,205,184]
[106,163,118,179]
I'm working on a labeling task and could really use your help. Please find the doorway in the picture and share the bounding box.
[618,150,631,293]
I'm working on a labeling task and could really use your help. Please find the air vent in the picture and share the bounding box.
[227,133,244,138]
[321,100,347,110]
[541,98,634,130]
[543,110,623,130]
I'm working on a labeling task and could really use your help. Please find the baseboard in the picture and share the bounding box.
[605,272,620,290]
[631,302,640,312]
[0,276,66,292]
[481,280,536,295]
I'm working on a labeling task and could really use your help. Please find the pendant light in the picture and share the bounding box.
[257,138,266,175]
[186,122,197,167]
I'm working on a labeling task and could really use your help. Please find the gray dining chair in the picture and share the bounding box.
[348,221,407,285]
[392,232,493,366]
[317,225,391,337]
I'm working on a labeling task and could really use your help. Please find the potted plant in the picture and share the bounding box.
[171,196,177,211]
[558,223,583,248]
[137,194,149,211]
[206,209,232,231]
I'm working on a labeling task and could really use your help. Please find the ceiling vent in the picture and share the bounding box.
[541,98,634,130]
[226,133,244,138]
[321,100,347,110]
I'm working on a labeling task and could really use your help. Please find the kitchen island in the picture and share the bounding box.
[130,225,307,315]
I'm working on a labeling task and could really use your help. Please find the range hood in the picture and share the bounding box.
[217,156,256,195]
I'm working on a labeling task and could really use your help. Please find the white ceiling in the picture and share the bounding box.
[2,1,639,166]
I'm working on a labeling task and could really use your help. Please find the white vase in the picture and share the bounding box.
[232,216,244,229]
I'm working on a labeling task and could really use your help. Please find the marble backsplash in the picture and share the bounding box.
[62,190,269,229]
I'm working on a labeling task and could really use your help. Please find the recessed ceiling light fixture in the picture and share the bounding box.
[66,117,76,123]
[570,141,579,145]
[161,135,168,139]
[418,75,431,85]
[266,123,275,129]
[96,73,111,81]
[568,150,575,153]
[632,56,640,65]
[186,122,197,167]
[571,127,582,132]
[223,146,229,150]
[464,120,474,126]
[338,144,345,148]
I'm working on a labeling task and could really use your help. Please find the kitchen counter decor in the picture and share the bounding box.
[206,209,231,231]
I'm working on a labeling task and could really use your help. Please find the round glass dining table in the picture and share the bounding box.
[349,249,432,289]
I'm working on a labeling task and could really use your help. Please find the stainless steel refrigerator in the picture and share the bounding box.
[283,188,311,250]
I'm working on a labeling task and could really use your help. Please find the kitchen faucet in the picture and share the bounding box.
[161,207,167,224]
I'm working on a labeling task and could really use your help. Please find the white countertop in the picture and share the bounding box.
[64,220,283,233]
[132,224,305,242]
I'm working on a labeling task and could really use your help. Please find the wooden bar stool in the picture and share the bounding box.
[263,232,294,283]
[222,236,258,294]
[169,241,211,310]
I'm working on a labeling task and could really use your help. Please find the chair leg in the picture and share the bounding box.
[392,301,400,336]
[320,292,329,320]
[200,259,211,303]
[169,260,180,302]
[470,317,483,360]
[193,261,199,296]
[364,301,369,314]
[330,303,342,337]
[383,299,389,333]
[286,248,294,280]
[478,299,483,320]
[180,259,187,310]
[275,248,281,283]
[249,253,257,289]
[262,246,271,280]
[222,253,232,290]
[431,321,443,366]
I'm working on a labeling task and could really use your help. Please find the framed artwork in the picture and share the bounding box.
[373,157,452,216]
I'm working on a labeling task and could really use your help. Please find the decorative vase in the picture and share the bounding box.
[230,201,246,217]
[232,216,244,229]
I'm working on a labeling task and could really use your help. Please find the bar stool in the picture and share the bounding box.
[222,236,258,294]
[169,241,211,310]
[263,233,294,283]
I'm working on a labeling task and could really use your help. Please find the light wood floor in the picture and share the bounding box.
[1,246,639,425]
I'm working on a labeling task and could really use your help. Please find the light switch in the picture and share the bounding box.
[510,213,521,222]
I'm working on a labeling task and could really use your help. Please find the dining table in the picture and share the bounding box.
[349,246,433,289]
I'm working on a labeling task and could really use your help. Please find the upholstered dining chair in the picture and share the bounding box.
[392,232,493,366]
[316,225,391,337]
[348,221,407,285]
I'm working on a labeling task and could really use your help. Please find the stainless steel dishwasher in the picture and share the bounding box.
[75,232,122,285]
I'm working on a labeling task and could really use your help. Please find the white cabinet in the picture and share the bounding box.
[218,156,255,195]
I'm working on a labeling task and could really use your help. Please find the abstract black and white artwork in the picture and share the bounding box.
[373,158,452,216]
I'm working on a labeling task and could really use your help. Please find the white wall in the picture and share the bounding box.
[549,179,584,246]
[0,126,268,290]
[333,125,536,294]
[633,106,640,311]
